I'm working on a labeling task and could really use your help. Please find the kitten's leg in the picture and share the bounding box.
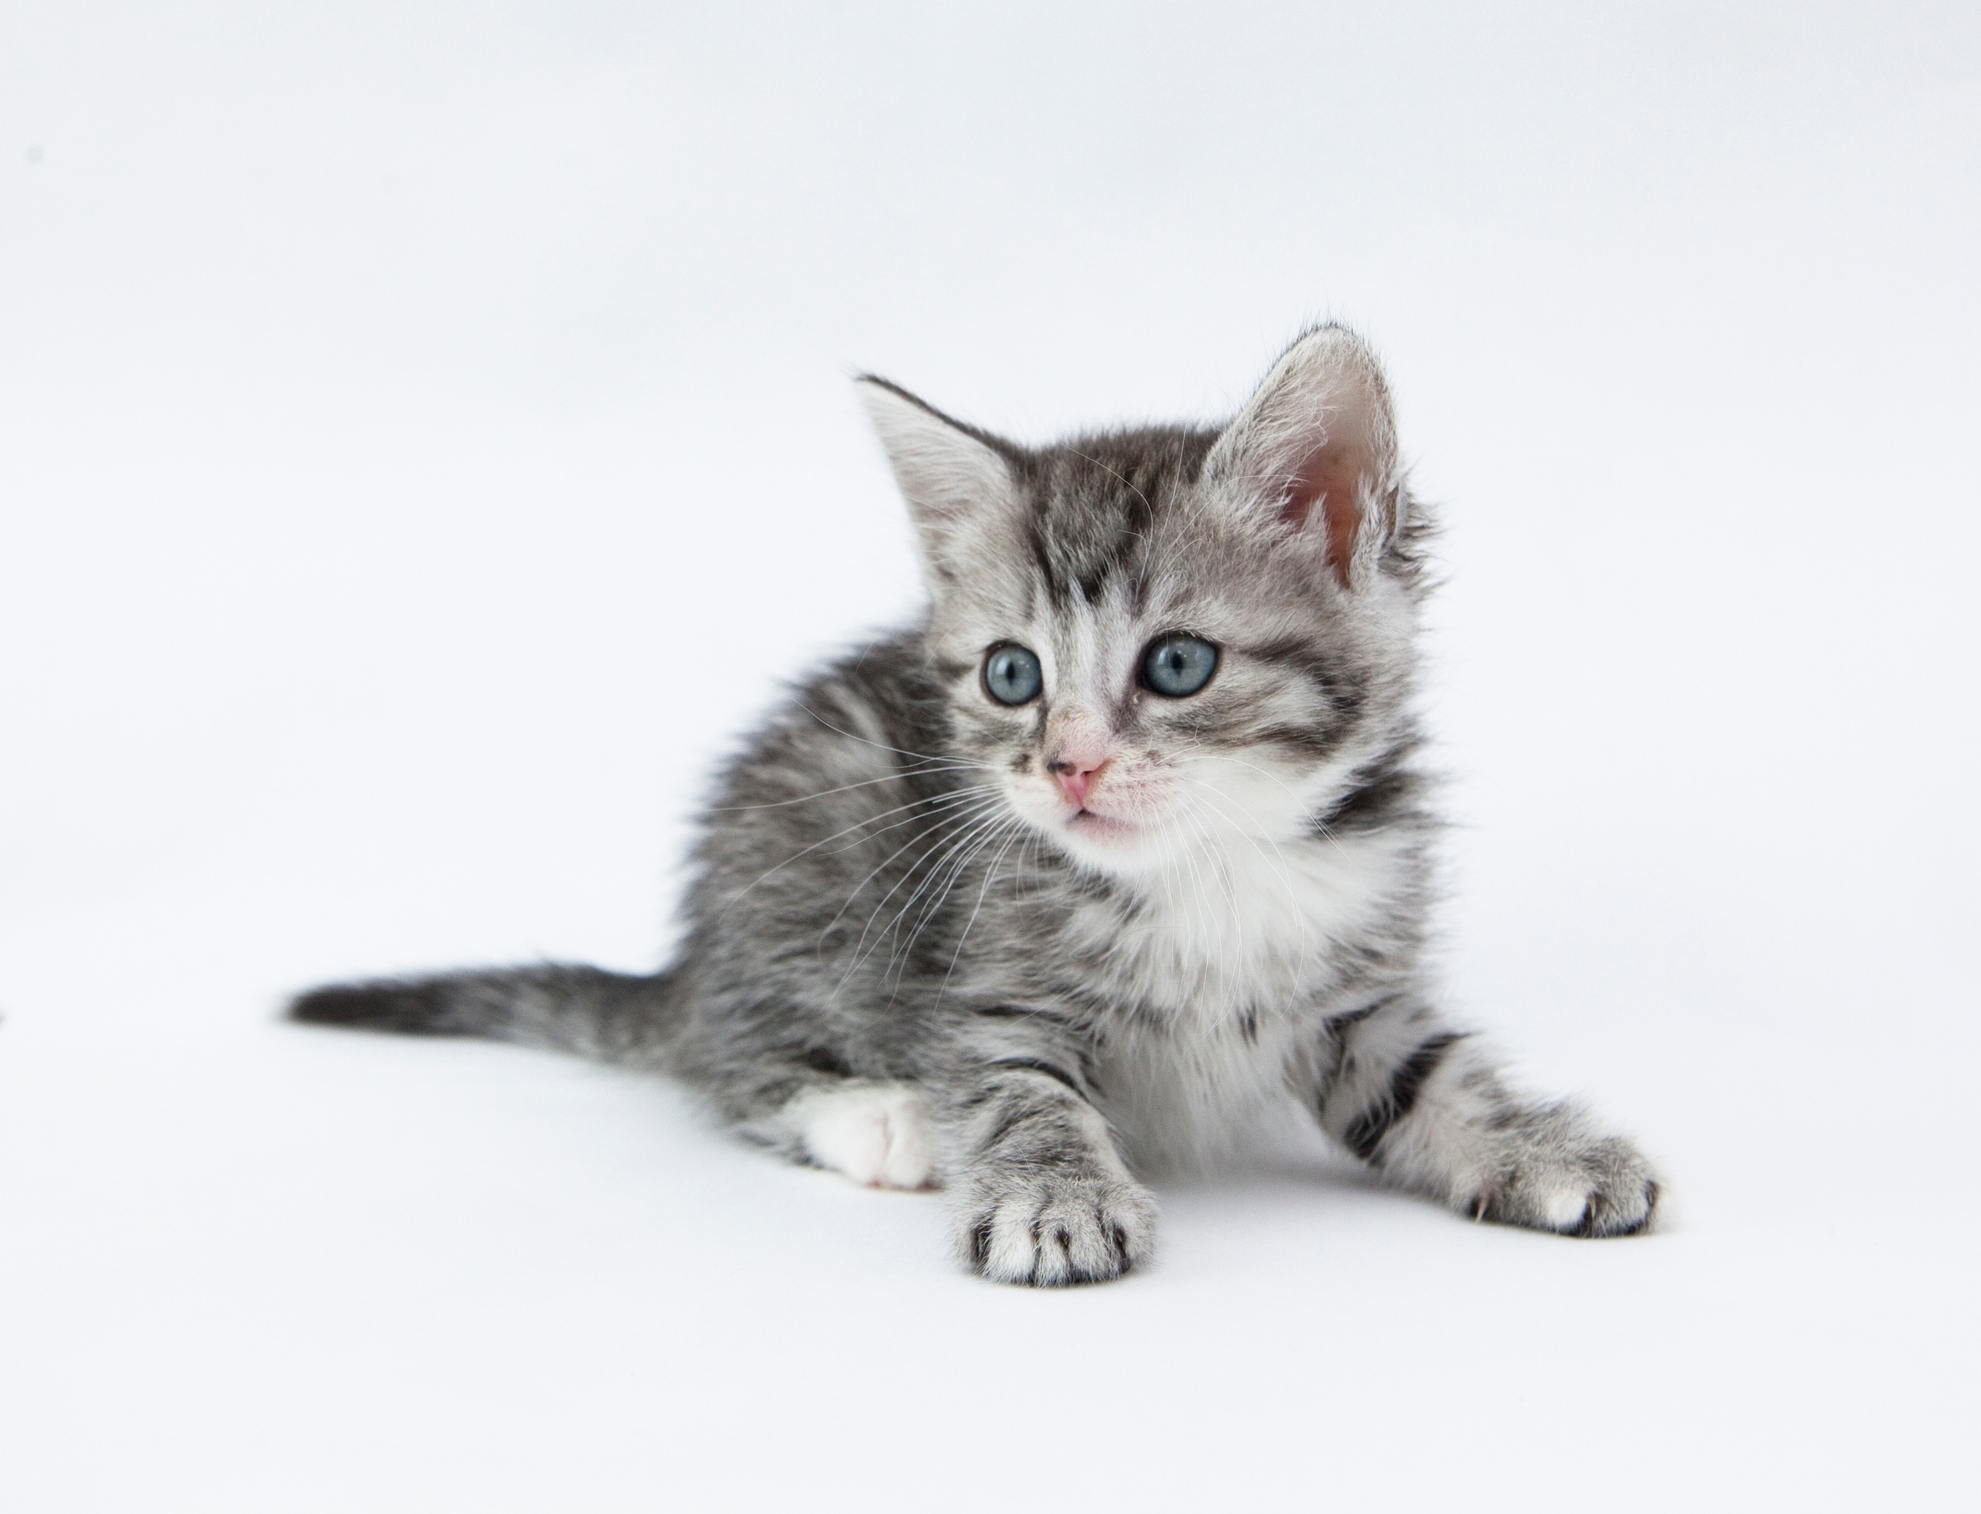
[936,1027,1159,1286]
[1318,998,1660,1236]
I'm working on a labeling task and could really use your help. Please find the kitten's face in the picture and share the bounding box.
[930,442,1403,878]
[861,328,1414,881]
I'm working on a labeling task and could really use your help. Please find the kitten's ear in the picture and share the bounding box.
[1205,326,1400,590]
[856,376,1019,589]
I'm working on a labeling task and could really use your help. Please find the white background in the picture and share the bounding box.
[3,3,1977,1508]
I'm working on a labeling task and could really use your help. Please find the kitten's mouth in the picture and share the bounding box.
[1066,808,1134,838]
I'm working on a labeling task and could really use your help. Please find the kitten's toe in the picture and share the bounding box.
[790,1082,937,1190]
[958,1170,1159,1286]
[1571,1172,1661,1238]
[1470,1118,1661,1238]
[1491,1170,1658,1238]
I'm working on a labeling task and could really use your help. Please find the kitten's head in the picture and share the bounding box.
[860,326,1426,879]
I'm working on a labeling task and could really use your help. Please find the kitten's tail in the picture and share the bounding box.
[288,963,682,1067]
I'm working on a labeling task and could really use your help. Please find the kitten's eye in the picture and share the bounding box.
[983,644,1044,706]
[1141,634,1219,697]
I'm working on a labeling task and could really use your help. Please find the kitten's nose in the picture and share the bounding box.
[1047,755,1108,808]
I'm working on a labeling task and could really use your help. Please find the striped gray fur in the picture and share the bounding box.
[291,326,1659,1284]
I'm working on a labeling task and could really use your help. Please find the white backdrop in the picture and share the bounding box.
[3,4,1976,1509]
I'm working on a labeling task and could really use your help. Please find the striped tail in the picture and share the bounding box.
[288,963,681,1067]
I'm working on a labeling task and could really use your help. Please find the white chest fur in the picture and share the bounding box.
[1094,1010,1328,1172]
[1073,825,1409,1020]
[1066,827,1410,1171]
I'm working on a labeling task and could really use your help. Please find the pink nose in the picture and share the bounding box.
[1049,755,1108,807]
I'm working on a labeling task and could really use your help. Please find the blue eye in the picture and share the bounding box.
[983,644,1043,706]
[1142,634,1218,697]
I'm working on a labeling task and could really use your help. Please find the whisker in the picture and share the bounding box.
[815,787,1007,945]
[935,814,1032,1004]
[714,786,997,921]
[886,806,1019,973]
[794,701,971,769]
[832,796,1008,982]
[711,761,982,812]
[833,799,1014,998]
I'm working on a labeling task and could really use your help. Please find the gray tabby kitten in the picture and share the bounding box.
[293,326,1660,1285]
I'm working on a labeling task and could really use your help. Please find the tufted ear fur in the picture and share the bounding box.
[1205,326,1401,590]
[856,376,1020,591]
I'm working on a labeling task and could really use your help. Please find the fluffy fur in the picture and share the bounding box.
[293,326,1660,1284]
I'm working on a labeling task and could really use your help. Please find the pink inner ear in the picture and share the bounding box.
[1279,441,1364,590]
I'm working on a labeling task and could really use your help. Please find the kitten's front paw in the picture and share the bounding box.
[956,1168,1159,1286]
[1470,1105,1661,1238]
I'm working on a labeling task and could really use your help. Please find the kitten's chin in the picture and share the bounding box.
[1005,791,1160,874]
[1066,810,1135,840]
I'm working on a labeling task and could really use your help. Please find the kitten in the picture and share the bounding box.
[292,325,1660,1285]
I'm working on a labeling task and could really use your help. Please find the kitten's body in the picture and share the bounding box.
[295,328,1658,1284]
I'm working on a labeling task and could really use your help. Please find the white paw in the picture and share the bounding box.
[790,1082,937,1190]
